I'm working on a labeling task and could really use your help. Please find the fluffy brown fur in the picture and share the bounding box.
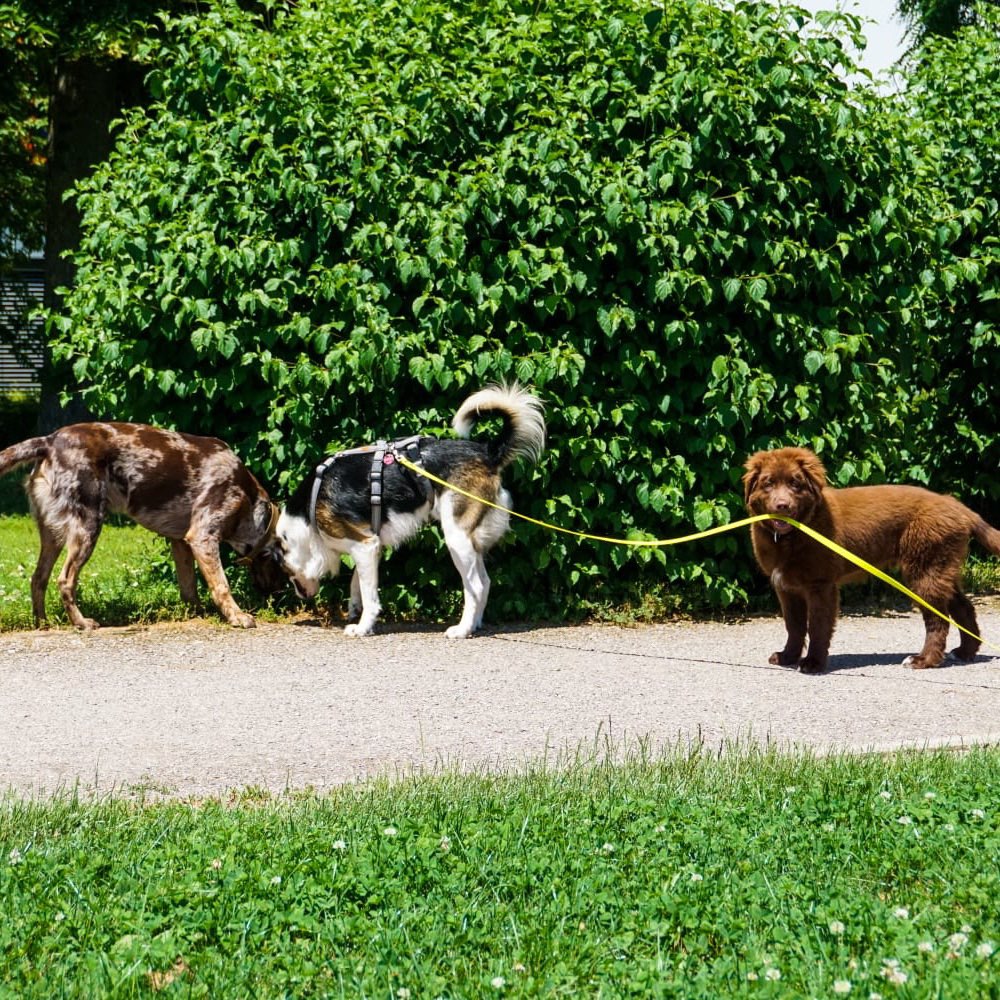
[743,446,1000,673]
[0,422,280,630]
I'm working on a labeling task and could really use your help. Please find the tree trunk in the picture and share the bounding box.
[38,55,146,432]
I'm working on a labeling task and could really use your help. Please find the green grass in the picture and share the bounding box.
[0,514,285,631]
[2,745,1000,996]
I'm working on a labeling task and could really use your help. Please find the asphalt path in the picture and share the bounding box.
[2,602,1000,798]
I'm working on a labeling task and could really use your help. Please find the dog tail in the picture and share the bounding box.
[972,516,1000,557]
[0,436,50,479]
[453,383,546,469]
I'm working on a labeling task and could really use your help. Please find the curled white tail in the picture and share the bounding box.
[453,383,546,468]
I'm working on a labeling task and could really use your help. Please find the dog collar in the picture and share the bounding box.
[236,502,280,565]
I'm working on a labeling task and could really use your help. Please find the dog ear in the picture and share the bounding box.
[796,450,827,494]
[742,453,764,501]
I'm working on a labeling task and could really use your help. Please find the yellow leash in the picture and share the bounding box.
[396,454,995,651]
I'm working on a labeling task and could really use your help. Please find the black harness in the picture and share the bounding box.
[307,434,433,535]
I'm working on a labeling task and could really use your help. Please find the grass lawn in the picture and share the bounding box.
[0,513,285,631]
[2,746,999,996]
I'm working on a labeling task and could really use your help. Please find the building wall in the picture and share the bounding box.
[0,264,44,395]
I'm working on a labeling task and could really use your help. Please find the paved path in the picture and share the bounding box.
[2,603,999,798]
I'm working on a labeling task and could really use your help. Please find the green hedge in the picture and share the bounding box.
[48,0,1000,618]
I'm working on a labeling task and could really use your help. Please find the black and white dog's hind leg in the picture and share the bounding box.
[439,488,510,638]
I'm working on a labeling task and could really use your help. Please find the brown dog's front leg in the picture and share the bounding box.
[770,587,807,666]
[799,584,840,674]
[186,536,255,629]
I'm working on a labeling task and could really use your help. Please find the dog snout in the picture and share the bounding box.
[291,577,319,601]
[771,494,792,513]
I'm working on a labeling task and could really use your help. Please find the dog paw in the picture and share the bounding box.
[344,623,374,637]
[768,651,800,667]
[902,654,944,669]
[798,657,826,675]
[75,617,99,632]
[230,612,256,629]
[444,624,475,639]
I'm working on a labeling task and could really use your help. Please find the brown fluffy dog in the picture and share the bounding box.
[743,446,1000,673]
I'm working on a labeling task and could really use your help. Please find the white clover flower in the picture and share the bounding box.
[599,842,614,855]
[746,972,759,982]
[332,839,347,851]
[944,822,955,832]
[896,815,913,826]
[512,962,526,974]
[8,848,22,865]
[210,857,223,870]
[384,826,398,837]
[833,980,852,995]
[270,875,282,886]
[976,941,995,959]
[971,809,986,820]
[949,932,969,951]
[654,823,666,834]
[690,872,703,882]
[823,822,836,832]
[491,976,506,989]
[396,989,411,1000]
[893,907,910,919]
[439,835,452,853]
[764,967,781,981]
[918,940,935,953]
[880,961,907,986]
[829,920,846,935]
[879,790,893,800]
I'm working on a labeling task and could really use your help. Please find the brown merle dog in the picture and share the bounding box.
[0,422,280,630]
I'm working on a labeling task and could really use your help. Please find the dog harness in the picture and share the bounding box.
[307,435,433,535]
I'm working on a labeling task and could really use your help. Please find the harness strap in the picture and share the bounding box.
[369,440,388,536]
[308,454,340,529]
[392,435,434,504]
[307,435,432,535]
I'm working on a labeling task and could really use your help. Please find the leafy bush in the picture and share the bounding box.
[894,11,1000,510]
[48,0,999,619]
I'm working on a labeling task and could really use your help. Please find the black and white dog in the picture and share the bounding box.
[264,384,545,637]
